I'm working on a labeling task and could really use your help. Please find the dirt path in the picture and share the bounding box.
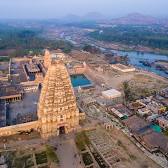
[56,135,83,168]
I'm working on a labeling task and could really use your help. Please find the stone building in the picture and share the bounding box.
[0,85,23,102]
[38,60,79,138]
[52,49,65,60]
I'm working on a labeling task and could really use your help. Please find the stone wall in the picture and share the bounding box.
[68,67,86,75]
[0,121,40,137]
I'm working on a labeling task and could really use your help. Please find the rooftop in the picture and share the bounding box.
[0,62,9,78]
[142,131,168,154]
[124,115,168,155]
[102,89,122,99]
[111,63,135,72]
[25,63,41,73]
[0,85,22,98]
[7,91,40,125]
[10,60,28,83]
[112,104,133,117]
[123,115,150,133]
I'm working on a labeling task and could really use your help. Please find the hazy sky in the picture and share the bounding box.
[0,0,168,19]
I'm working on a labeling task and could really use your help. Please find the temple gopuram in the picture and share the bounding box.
[38,60,79,138]
[44,49,52,69]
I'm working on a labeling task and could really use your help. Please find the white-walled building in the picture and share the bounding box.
[102,89,122,99]
[111,63,136,73]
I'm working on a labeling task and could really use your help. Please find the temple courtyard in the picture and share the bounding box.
[7,90,40,125]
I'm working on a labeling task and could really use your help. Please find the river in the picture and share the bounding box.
[109,50,168,78]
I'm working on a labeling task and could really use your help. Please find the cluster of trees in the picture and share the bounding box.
[0,25,73,57]
[123,81,135,103]
[83,44,101,54]
[105,53,129,65]
[89,25,168,50]
[123,81,155,103]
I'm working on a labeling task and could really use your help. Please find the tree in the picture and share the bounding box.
[123,81,134,104]
[0,26,73,57]
[83,44,101,54]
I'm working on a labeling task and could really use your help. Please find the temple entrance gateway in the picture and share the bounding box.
[59,126,65,135]
[38,60,79,139]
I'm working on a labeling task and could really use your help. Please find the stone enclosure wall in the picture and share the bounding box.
[0,121,39,137]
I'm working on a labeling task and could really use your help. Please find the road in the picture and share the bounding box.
[55,135,83,168]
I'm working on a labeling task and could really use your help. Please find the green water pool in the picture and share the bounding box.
[70,74,92,87]
[150,124,162,133]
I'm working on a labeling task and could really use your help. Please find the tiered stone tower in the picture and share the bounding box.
[38,60,79,139]
[44,49,52,69]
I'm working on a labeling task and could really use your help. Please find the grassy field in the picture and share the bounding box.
[75,131,90,151]
[46,145,59,164]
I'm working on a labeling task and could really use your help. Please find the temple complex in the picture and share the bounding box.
[0,49,83,139]
[38,60,79,138]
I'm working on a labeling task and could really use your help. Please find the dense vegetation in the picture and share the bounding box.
[123,80,158,103]
[89,25,168,50]
[64,21,98,29]
[0,24,73,56]
[83,44,101,54]
[123,81,132,103]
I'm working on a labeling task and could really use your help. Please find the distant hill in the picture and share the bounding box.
[62,12,106,23]
[62,14,82,23]
[110,13,161,25]
[83,12,106,21]
[61,13,168,26]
